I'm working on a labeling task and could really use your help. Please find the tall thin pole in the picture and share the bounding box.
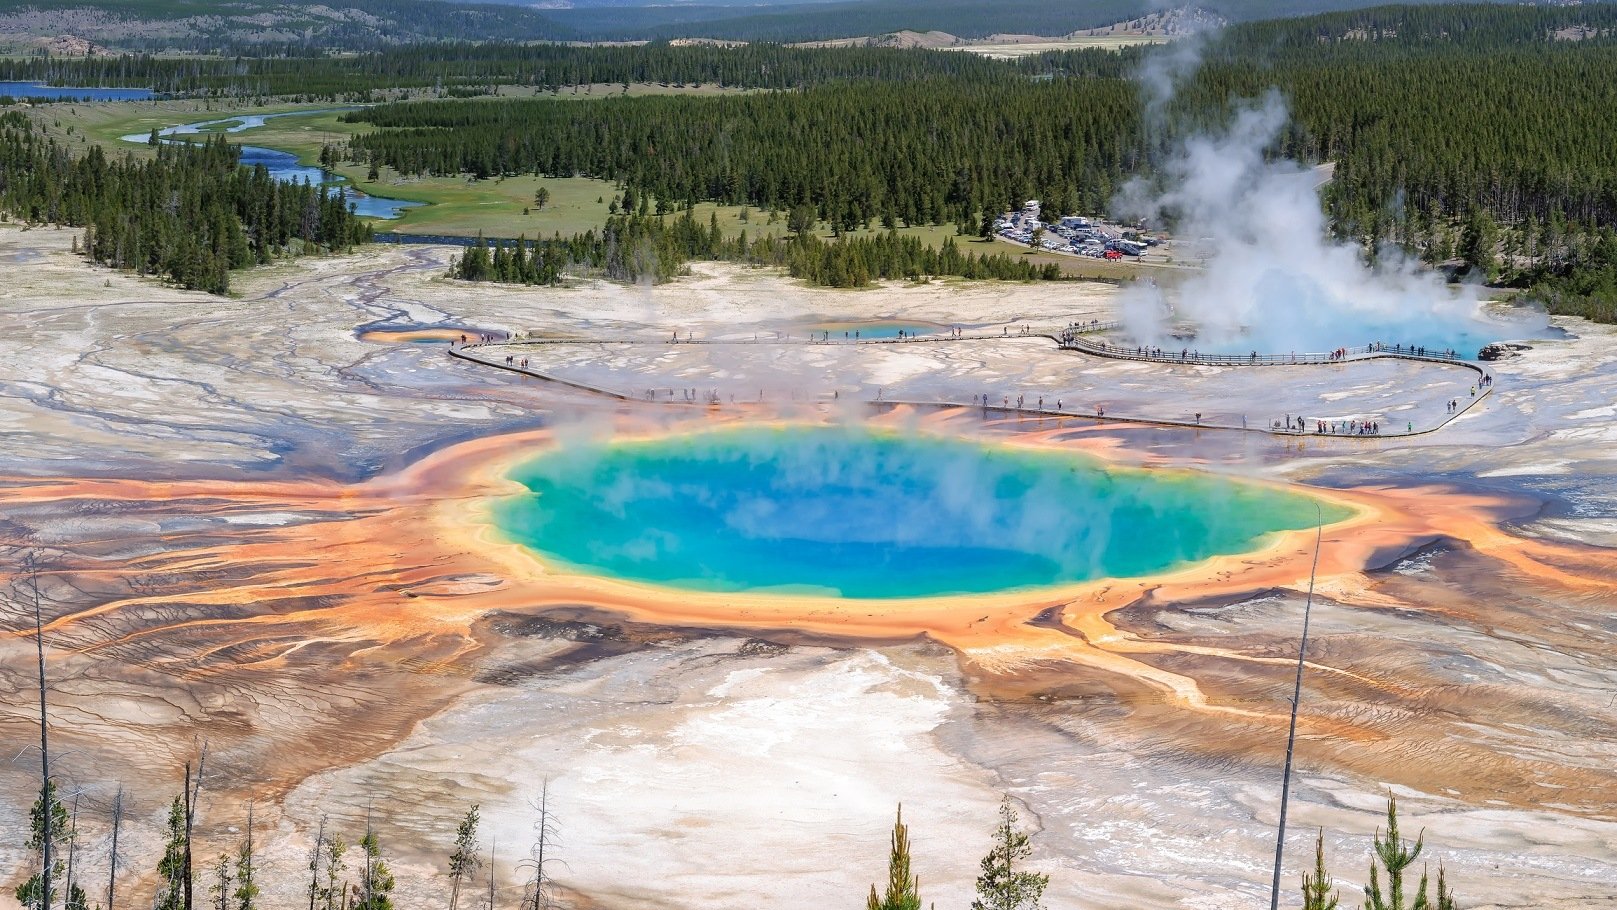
[108,785,124,910]
[64,794,79,909]
[486,837,496,910]
[183,763,193,910]
[241,801,254,910]
[1270,506,1324,910]
[29,555,54,910]
[184,746,206,910]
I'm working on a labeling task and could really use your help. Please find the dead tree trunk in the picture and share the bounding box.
[183,748,207,910]
[64,794,79,910]
[521,781,560,910]
[240,801,255,910]
[28,555,54,910]
[307,817,327,910]
[485,838,496,910]
[183,765,193,910]
[107,786,124,910]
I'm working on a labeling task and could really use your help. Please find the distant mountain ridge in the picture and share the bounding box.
[0,0,570,51]
[0,0,1571,52]
[529,0,1548,43]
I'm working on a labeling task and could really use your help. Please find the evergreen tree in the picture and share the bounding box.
[156,797,188,910]
[356,830,395,910]
[1460,209,1500,282]
[0,119,370,294]
[1303,829,1339,910]
[972,796,1048,910]
[866,805,922,910]
[787,204,817,236]
[235,804,259,910]
[209,854,234,910]
[1363,796,1430,910]
[1433,865,1458,910]
[447,806,482,910]
[320,837,348,910]
[14,780,76,910]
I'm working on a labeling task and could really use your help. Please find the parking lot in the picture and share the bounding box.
[993,199,1181,264]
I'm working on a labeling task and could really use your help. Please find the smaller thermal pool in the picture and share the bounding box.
[810,321,940,340]
[356,325,480,344]
[493,426,1352,598]
[1188,312,1555,359]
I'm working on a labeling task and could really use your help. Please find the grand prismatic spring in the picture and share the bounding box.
[494,426,1352,598]
[1,230,1616,910]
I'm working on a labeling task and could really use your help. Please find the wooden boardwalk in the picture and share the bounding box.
[447,325,1493,438]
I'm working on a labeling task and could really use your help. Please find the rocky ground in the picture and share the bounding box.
[1,226,1615,910]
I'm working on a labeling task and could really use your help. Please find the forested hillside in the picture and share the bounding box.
[0,113,371,292]
[0,42,1013,99]
[342,9,1617,239]
[5,3,1616,313]
[347,79,1143,230]
[0,0,1533,50]
[546,0,1149,43]
[536,0,1522,43]
[328,3,1617,317]
[1189,2,1617,320]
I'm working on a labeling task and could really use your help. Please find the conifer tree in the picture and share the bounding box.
[356,828,395,910]
[866,805,922,910]
[1302,830,1339,910]
[209,854,234,910]
[235,803,259,910]
[15,780,74,910]
[321,837,348,910]
[1433,865,1457,910]
[1363,796,1430,910]
[972,796,1047,910]
[448,806,482,910]
[156,797,189,910]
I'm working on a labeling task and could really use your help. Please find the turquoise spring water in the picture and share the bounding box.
[810,321,938,339]
[493,426,1351,598]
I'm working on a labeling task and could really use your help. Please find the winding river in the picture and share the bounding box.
[122,110,421,220]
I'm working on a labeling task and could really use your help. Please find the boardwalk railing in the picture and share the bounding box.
[1057,335,1466,367]
[448,325,1491,438]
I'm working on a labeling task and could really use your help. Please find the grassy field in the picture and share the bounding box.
[14,95,1160,280]
[23,98,340,150]
[240,108,989,245]
[947,35,1171,59]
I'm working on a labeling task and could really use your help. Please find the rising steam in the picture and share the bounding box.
[1115,78,1545,355]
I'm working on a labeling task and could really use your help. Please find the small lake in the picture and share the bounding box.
[0,82,155,101]
[122,110,421,220]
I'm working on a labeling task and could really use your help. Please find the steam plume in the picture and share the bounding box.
[1115,78,1544,355]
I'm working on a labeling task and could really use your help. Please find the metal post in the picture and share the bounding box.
[1269,506,1324,910]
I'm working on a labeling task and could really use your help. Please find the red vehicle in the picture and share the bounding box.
[1104,249,1124,260]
